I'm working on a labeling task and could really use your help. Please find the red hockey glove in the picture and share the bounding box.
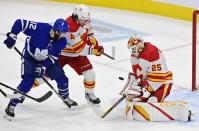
[89,45,104,56]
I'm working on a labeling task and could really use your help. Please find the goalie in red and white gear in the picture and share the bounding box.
[120,34,196,121]
[33,4,103,105]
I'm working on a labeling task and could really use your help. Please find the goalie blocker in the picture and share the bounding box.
[125,100,196,121]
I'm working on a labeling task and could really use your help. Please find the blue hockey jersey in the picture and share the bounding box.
[11,19,67,67]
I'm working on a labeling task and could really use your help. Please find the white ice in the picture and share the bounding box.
[0,0,199,131]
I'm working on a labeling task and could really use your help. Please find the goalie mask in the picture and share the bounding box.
[127,34,145,58]
[72,4,90,26]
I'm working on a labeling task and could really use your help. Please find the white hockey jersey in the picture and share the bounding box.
[61,16,96,57]
[131,42,173,92]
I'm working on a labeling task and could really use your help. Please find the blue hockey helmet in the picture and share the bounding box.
[53,18,69,33]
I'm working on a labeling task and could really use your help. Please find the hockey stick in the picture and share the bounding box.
[102,52,115,60]
[13,47,65,101]
[0,82,52,102]
[0,88,7,97]
[92,74,136,118]
[13,47,85,109]
[102,46,115,60]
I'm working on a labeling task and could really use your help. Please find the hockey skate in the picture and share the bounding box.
[188,110,197,121]
[85,93,101,105]
[63,97,78,109]
[4,104,15,121]
[19,96,25,104]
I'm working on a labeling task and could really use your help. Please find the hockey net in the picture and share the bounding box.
[192,10,199,91]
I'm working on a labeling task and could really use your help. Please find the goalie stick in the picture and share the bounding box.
[92,74,137,118]
[0,82,52,102]
[101,95,126,118]
[91,95,126,118]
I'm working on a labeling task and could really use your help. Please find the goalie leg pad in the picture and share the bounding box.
[125,100,191,121]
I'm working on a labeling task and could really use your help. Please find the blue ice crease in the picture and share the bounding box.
[91,19,150,42]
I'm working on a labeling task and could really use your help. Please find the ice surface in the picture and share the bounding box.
[0,0,199,131]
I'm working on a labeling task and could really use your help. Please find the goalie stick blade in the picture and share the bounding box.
[35,91,52,102]
[91,106,104,117]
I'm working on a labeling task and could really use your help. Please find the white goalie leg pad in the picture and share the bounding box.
[125,100,191,121]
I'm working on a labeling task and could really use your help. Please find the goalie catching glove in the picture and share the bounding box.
[89,45,104,56]
[124,80,153,102]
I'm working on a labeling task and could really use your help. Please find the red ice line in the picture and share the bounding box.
[0,32,192,90]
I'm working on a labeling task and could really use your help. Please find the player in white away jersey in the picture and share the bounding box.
[33,4,103,105]
[121,34,196,121]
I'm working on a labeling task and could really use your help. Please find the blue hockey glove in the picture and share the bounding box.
[35,64,46,78]
[4,32,17,49]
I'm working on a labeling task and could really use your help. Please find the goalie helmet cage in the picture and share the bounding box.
[192,10,199,91]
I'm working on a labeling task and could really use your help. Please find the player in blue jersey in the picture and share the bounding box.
[3,18,78,120]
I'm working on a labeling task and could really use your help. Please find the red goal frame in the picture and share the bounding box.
[192,10,199,91]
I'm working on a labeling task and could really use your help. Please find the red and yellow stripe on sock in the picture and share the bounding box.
[84,79,95,88]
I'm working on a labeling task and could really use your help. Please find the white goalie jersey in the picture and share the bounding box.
[131,42,173,92]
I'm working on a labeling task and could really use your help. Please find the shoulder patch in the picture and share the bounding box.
[139,42,160,62]
[66,16,80,32]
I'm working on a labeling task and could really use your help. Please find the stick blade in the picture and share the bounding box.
[35,91,52,102]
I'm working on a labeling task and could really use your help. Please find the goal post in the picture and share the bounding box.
[192,10,199,91]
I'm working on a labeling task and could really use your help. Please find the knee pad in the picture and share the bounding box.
[17,75,35,93]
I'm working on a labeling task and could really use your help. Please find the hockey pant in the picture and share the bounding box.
[58,55,96,92]
[34,55,96,93]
